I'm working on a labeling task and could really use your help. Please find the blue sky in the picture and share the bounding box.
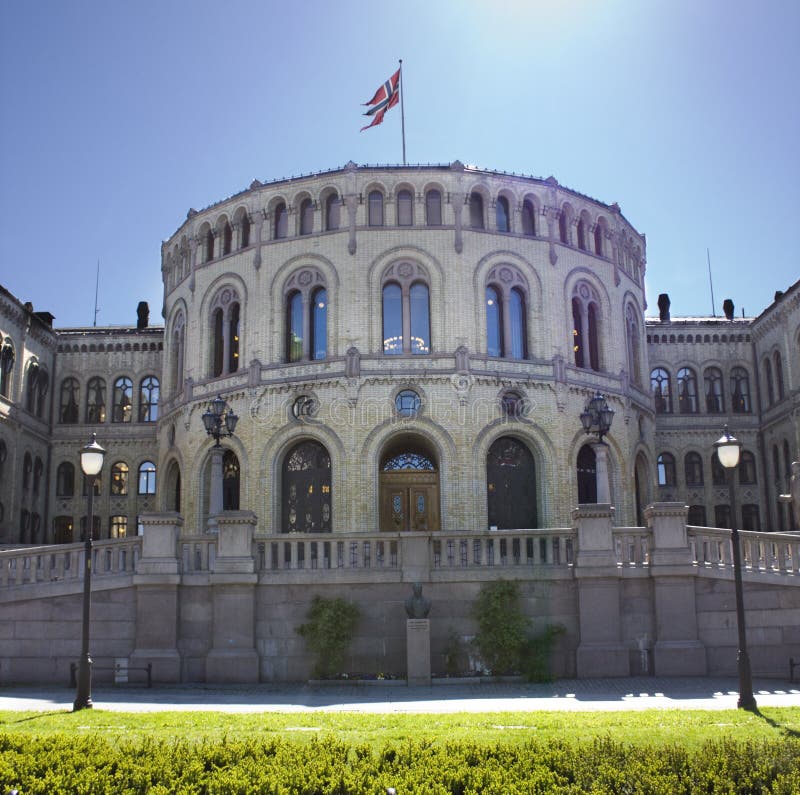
[1,0,797,328]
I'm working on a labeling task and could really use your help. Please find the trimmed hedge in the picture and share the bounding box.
[1,734,799,793]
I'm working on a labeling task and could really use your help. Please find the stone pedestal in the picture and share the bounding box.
[406,619,431,686]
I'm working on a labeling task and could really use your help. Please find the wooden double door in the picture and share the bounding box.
[380,471,440,532]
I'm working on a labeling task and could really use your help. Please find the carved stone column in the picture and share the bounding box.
[345,194,357,255]
[207,447,224,533]
[593,442,611,504]
[452,192,463,253]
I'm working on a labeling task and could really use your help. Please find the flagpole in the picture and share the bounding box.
[399,59,406,165]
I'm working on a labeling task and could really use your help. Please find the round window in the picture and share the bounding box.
[395,389,421,417]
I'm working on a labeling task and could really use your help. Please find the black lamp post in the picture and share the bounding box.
[73,433,105,712]
[580,391,615,443]
[202,395,239,446]
[714,425,757,711]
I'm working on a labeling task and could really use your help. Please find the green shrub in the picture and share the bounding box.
[297,594,361,679]
[471,579,530,674]
[521,623,566,683]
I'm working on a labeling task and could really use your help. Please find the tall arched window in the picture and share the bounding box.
[139,376,159,422]
[677,367,698,414]
[204,227,215,262]
[397,189,413,226]
[712,452,726,486]
[521,199,536,236]
[112,376,133,423]
[577,444,597,504]
[170,311,186,396]
[485,286,503,358]
[774,351,784,400]
[299,198,314,235]
[59,377,79,424]
[325,194,340,231]
[704,367,724,413]
[594,222,605,256]
[576,216,587,250]
[425,189,442,226]
[684,452,703,487]
[284,268,328,362]
[651,368,671,413]
[368,190,384,226]
[625,305,641,385]
[25,359,39,413]
[86,377,106,423]
[110,461,129,495]
[495,196,510,232]
[237,211,251,248]
[571,283,601,371]
[0,337,14,398]
[138,461,157,495]
[56,462,75,497]
[487,437,537,529]
[209,287,241,377]
[222,220,233,255]
[274,202,288,239]
[763,357,774,405]
[469,192,484,229]
[222,450,240,510]
[282,440,331,532]
[559,210,569,244]
[509,288,527,358]
[730,367,751,413]
[35,370,48,418]
[739,450,757,485]
[657,453,676,487]
[382,267,431,356]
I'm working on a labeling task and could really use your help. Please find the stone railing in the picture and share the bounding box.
[256,534,399,572]
[180,536,218,573]
[432,529,575,569]
[0,538,141,588]
[688,526,800,575]
[613,528,651,568]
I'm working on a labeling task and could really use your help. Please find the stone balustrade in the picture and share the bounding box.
[687,526,800,576]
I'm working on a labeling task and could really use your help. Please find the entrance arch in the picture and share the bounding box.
[486,436,538,529]
[379,436,440,531]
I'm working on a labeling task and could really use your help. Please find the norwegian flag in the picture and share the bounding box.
[360,69,400,131]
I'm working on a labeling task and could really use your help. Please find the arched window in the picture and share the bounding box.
[274,201,288,239]
[576,216,587,250]
[368,190,384,226]
[571,283,601,371]
[774,351,784,400]
[53,516,74,544]
[112,376,133,423]
[33,457,43,496]
[325,194,340,231]
[25,359,39,413]
[138,461,156,495]
[742,504,760,531]
[651,368,671,413]
[559,210,569,244]
[594,222,605,256]
[209,288,241,377]
[22,452,32,490]
[86,377,106,423]
[508,288,527,359]
[763,357,774,405]
[425,189,442,226]
[577,444,597,504]
[712,452,726,486]
[495,196,510,232]
[625,305,641,385]
[704,367,724,413]
[487,437,537,528]
[0,337,14,397]
[687,505,707,526]
[222,220,233,255]
[35,370,48,418]
[238,212,251,248]
[204,228,215,262]
[397,189,413,226]
[299,198,314,235]
[284,269,328,362]
[657,453,676,487]
[311,288,327,360]
[485,286,503,358]
[282,440,331,532]
[739,450,757,485]
[222,450,240,510]
[521,199,536,236]
[677,367,698,414]
[170,311,186,396]
[382,265,431,356]
[110,461,129,496]
[469,192,484,229]
[166,461,181,513]
[684,452,703,487]
[730,367,751,413]
[139,376,159,422]
[59,377,79,424]
[56,462,75,497]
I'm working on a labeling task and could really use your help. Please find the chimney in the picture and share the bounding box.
[657,293,671,322]
[137,301,149,330]
[774,291,784,303]
[722,299,734,320]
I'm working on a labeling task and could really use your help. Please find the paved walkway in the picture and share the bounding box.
[1,677,799,713]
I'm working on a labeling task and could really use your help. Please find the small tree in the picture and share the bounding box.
[471,579,530,675]
[296,595,360,679]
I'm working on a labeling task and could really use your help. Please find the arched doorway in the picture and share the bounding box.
[577,444,597,504]
[634,453,650,526]
[486,436,537,529]
[222,450,240,510]
[379,437,440,531]
[282,440,331,532]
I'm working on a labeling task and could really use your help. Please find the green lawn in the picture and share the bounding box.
[2,706,799,748]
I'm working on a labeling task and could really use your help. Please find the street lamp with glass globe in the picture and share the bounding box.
[714,425,757,711]
[73,433,105,711]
